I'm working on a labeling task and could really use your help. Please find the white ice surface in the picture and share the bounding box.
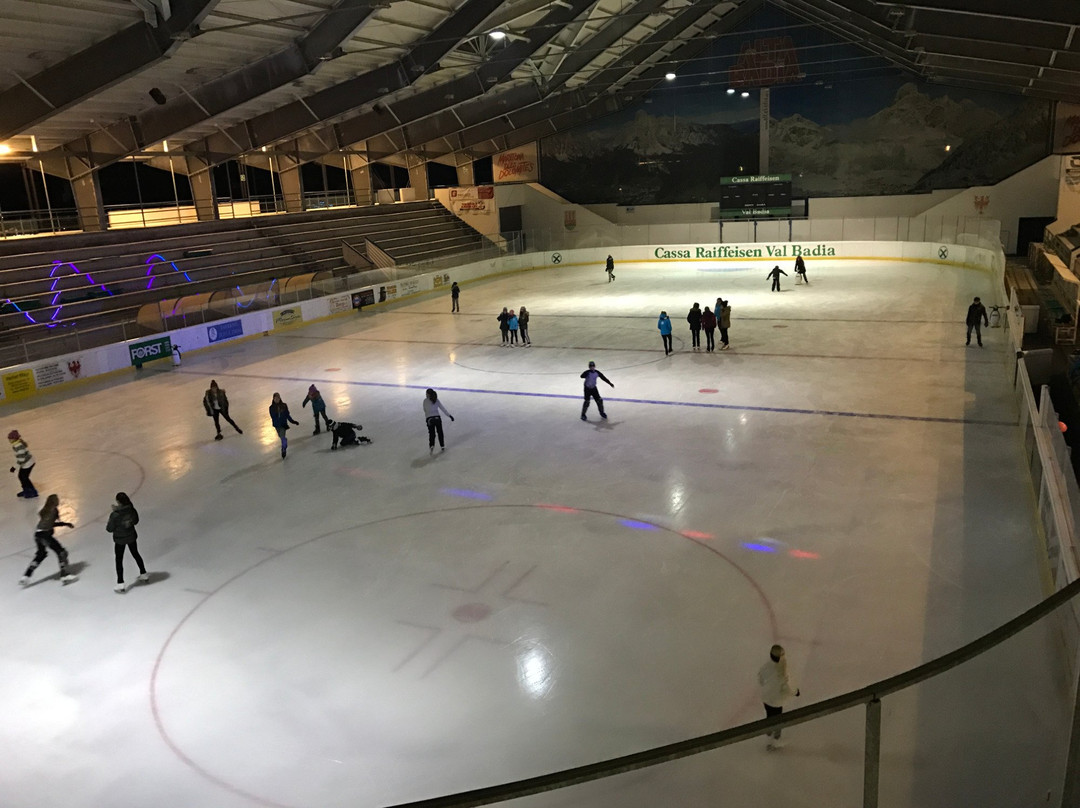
[0,258,1068,808]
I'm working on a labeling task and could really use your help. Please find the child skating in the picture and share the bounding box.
[302,384,332,434]
[605,255,615,282]
[19,494,77,586]
[107,492,148,593]
[269,392,300,458]
[423,389,455,454]
[8,429,38,499]
[580,361,614,421]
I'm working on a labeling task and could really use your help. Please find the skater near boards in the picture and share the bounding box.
[19,494,77,586]
[793,255,808,284]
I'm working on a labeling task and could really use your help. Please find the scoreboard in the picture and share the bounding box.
[718,174,792,219]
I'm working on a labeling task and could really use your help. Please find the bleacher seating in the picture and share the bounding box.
[0,201,489,366]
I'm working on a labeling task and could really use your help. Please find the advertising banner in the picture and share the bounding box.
[351,289,375,309]
[2,369,36,400]
[129,336,172,367]
[493,143,539,183]
[207,320,244,344]
[448,186,496,221]
[272,307,304,329]
[327,293,352,315]
[1054,103,1080,154]
[34,356,86,388]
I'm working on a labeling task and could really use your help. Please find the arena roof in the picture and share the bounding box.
[0,0,1076,179]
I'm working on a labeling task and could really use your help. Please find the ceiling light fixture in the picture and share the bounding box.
[489,30,507,40]
[665,72,676,80]
[0,144,11,155]
[726,88,735,95]
[741,91,750,98]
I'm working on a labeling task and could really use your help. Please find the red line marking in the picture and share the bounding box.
[698,388,719,394]
[680,530,714,540]
[535,503,579,513]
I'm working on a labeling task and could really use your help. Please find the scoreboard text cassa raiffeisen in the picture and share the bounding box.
[718,174,792,219]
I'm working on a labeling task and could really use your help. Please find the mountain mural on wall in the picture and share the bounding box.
[772,83,1047,196]
[541,109,757,204]
[537,4,1051,205]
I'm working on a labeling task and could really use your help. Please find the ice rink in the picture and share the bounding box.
[0,256,1070,808]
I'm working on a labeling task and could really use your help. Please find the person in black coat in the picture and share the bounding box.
[107,492,147,593]
[328,420,371,450]
[605,255,615,282]
[686,303,702,350]
[497,307,510,346]
[767,265,787,292]
[966,296,989,347]
[794,255,808,284]
[451,281,460,313]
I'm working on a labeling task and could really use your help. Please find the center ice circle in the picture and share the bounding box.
[152,505,773,808]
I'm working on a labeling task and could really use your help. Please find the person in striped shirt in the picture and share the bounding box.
[8,430,38,499]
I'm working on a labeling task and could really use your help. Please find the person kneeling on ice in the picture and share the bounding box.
[327,420,372,450]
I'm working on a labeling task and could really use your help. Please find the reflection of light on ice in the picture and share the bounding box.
[259,425,279,447]
[516,641,555,699]
[161,446,192,480]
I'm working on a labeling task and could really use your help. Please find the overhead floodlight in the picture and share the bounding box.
[726,88,735,95]
[0,144,11,155]
[489,30,507,40]
[665,72,676,80]
[30,136,38,153]
[740,91,750,98]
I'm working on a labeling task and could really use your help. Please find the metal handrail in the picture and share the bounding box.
[387,574,1080,808]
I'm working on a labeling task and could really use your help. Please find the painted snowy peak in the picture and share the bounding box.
[771,83,1013,196]
[544,109,717,159]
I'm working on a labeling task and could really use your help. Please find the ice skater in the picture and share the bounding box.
[423,388,455,454]
[107,492,147,593]
[580,361,614,421]
[203,380,243,440]
[758,644,799,750]
[793,255,808,284]
[686,302,702,349]
[328,419,371,450]
[767,265,787,292]
[19,494,77,586]
[718,299,732,350]
[302,384,332,434]
[518,306,531,345]
[508,309,520,346]
[605,255,615,282]
[497,307,510,346]
[966,296,989,347]
[701,305,717,352]
[451,281,460,313]
[658,311,673,355]
[269,392,300,459]
[8,429,37,499]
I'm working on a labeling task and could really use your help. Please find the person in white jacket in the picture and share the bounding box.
[423,388,455,454]
[758,644,799,750]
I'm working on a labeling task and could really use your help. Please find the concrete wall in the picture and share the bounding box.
[581,156,1062,254]
[495,183,619,247]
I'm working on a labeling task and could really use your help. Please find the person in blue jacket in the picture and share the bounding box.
[302,384,331,435]
[508,309,520,346]
[269,392,300,459]
[658,311,673,355]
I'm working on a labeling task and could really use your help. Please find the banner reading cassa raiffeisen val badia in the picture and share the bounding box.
[653,244,837,260]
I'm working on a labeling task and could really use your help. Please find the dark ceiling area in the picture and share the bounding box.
[0,0,1076,183]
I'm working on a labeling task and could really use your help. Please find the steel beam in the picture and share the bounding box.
[392,0,759,165]
[0,0,219,140]
[150,0,507,179]
[36,0,385,180]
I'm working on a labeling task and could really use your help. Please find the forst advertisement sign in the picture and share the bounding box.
[129,336,172,367]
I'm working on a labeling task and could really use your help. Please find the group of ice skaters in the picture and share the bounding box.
[8,430,148,593]
[12,256,804,748]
